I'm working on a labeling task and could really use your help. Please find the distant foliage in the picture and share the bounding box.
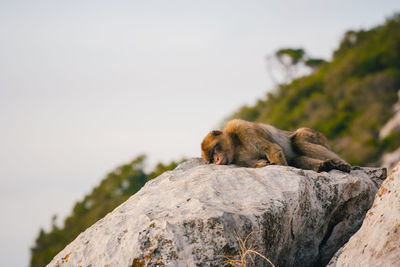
[230,14,400,166]
[266,47,326,85]
[30,155,182,267]
[276,48,306,64]
[381,131,400,152]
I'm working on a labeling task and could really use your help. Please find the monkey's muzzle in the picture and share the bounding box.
[213,154,228,165]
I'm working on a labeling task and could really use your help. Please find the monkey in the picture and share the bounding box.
[201,119,351,173]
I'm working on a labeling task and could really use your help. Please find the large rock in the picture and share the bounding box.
[47,159,386,267]
[328,162,400,267]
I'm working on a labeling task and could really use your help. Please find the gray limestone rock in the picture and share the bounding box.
[328,162,400,267]
[47,159,386,267]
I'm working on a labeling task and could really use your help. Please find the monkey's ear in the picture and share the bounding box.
[211,130,222,136]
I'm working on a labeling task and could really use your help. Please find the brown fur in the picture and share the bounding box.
[201,119,351,173]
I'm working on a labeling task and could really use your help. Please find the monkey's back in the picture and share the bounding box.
[224,119,296,161]
[259,123,296,161]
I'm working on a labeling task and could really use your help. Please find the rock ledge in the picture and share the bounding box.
[48,158,386,267]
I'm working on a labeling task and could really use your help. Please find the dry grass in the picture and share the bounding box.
[222,230,275,267]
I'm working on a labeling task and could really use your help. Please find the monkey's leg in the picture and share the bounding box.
[292,156,337,172]
[292,128,351,172]
[293,127,331,149]
[294,141,341,161]
[294,143,350,172]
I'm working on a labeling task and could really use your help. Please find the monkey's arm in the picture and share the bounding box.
[250,160,269,168]
[262,142,288,166]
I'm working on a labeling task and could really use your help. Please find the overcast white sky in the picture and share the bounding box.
[0,0,399,266]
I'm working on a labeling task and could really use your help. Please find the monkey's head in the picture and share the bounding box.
[201,130,234,165]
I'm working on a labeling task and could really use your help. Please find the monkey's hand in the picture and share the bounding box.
[250,160,270,168]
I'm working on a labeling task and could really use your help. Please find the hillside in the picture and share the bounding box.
[229,14,400,166]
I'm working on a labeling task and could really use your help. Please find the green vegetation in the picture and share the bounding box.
[30,155,182,267]
[381,131,400,152]
[276,48,326,68]
[229,14,400,166]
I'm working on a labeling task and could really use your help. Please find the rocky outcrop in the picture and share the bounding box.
[380,90,400,171]
[379,90,400,140]
[381,147,400,171]
[47,159,386,267]
[328,162,400,267]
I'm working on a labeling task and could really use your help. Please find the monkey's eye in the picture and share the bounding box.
[209,144,221,164]
[214,144,221,152]
[209,151,215,163]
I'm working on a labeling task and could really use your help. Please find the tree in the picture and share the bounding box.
[266,48,326,85]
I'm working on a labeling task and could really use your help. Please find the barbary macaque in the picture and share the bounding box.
[201,119,351,173]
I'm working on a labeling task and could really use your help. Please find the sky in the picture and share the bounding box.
[0,0,399,266]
